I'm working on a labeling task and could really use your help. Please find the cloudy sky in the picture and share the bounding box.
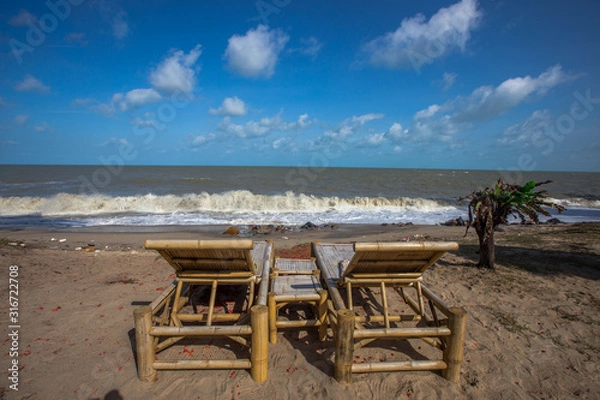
[1,0,599,171]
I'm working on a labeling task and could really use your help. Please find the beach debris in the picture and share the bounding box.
[250,225,273,235]
[300,221,318,230]
[83,246,96,252]
[545,218,564,224]
[51,238,57,242]
[321,224,339,230]
[413,234,431,240]
[222,226,240,236]
[75,247,83,251]
[440,217,466,226]
[59,238,67,243]
[282,236,289,240]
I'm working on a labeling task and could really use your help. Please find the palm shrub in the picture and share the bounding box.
[460,179,565,270]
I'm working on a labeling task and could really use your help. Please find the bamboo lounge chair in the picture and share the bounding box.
[133,239,273,382]
[311,241,467,383]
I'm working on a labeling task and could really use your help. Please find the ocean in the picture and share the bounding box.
[0,165,599,229]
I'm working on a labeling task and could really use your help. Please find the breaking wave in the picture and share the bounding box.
[0,191,451,216]
[1,191,598,227]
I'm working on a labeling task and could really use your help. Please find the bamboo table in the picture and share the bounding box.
[267,258,328,344]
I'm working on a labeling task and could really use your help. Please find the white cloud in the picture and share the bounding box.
[217,112,311,139]
[111,89,162,112]
[189,133,216,147]
[453,64,571,122]
[224,25,289,78]
[290,37,323,59]
[15,75,50,94]
[83,46,201,118]
[386,122,407,140]
[209,97,248,116]
[314,113,384,149]
[414,104,441,120]
[219,114,283,138]
[9,9,37,27]
[290,113,312,129]
[13,114,29,126]
[272,137,292,150]
[364,132,386,147]
[112,11,130,39]
[34,122,53,132]
[405,64,573,143]
[497,110,553,147]
[361,0,481,70]
[441,72,457,91]
[351,113,385,124]
[150,45,202,95]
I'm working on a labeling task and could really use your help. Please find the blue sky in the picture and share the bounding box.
[1,0,599,171]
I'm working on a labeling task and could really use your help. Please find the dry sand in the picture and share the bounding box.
[0,222,598,399]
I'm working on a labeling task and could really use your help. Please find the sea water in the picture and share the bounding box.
[0,165,598,228]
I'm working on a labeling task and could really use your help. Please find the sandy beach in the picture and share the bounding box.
[1,222,599,399]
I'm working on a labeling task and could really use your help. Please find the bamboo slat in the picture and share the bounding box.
[352,360,447,373]
[145,239,254,250]
[151,325,252,337]
[354,242,459,253]
[353,326,451,339]
[154,359,252,370]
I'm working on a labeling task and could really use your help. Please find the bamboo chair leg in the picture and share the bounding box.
[346,282,353,312]
[415,282,425,317]
[134,306,157,382]
[250,305,269,382]
[267,292,277,344]
[442,307,468,382]
[335,309,355,384]
[207,280,218,326]
[380,281,390,329]
[170,280,185,326]
[247,281,255,309]
[317,289,328,341]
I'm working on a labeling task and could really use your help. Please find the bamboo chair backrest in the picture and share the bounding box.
[342,241,459,279]
[144,239,256,276]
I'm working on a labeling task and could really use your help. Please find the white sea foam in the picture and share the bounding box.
[1,190,598,227]
[0,191,461,225]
